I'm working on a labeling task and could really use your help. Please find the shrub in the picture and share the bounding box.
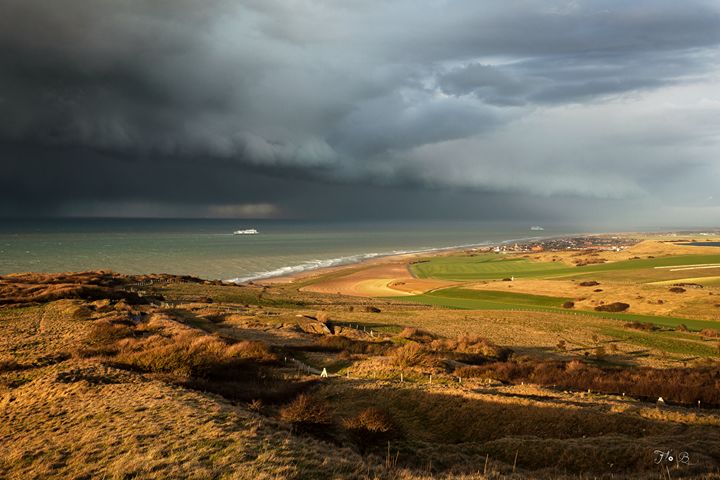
[86,319,134,346]
[227,340,278,363]
[397,327,436,343]
[700,329,720,338]
[562,301,575,309]
[365,306,381,313]
[342,407,394,447]
[579,281,600,287]
[669,287,686,293]
[595,302,630,312]
[279,393,331,428]
[675,324,689,332]
[114,335,231,377]
[624,321,658,332]
[458,359,720,407]
[429,335,508,362]
[389,343,431,368]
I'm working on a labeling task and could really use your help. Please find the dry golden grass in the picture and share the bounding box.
[2,269,720,479]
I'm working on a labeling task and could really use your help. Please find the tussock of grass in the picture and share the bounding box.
[428,335,510,363]
[0,356,23,372]
[389,343,435,369]
[342,407,395,448]
[280,393,332,429]
[397,327,436,343]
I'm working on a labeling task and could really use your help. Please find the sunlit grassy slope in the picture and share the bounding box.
[390,287,720,331]
[411,253,720,281]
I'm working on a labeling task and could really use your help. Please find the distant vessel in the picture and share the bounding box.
[530,226,544,231]
[233,229,259,235]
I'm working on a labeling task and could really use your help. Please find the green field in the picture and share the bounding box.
[598,327,719,357]
[411,253,720,282]
[391,287,720,331]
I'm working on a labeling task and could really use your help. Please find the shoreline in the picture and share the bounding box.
[254,229,720,287]
[251,232,580,286]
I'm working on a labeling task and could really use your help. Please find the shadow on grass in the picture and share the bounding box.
[306,384,720,478]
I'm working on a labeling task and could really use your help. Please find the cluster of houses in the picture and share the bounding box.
[489,236,634,254]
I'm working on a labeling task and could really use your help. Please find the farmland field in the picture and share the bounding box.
[390,286,720,331]
[411,252,720,282]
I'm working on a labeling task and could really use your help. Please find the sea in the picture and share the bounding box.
[0,219,588,282]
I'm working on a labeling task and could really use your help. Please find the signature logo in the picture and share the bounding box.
[653,450,690,465]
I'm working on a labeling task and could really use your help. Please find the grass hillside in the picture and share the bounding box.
[2,260,720,479]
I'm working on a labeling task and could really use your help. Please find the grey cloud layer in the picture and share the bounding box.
[1,0,719,219]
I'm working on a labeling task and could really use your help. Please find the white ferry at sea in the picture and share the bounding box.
[233,228,259,235]
[530,226,544,231]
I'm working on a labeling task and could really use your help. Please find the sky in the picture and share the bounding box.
[1,0,719,226]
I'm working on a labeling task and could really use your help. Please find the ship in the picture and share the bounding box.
[233,228,259,235]
[530,226,544,231]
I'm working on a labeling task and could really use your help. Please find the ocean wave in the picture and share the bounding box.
[226,240,510,284]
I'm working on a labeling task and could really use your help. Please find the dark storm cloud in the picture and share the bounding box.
[1,0,719,222]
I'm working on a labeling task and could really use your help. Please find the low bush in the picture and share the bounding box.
[227,340,278,363]
[562,301,575,309]
[85,319,134,346]
[456,359,720,407]
[279,393,332,429]
[624,321,658,331]
[113,333,304,403]
[700,329,720,338]
[669,287,686,293]
[579,281,600,287]
[114,335,236,377]
[594,302,629,312]
[397,327,436,343]
[428,335,509,363]
[342,407,394,447]
[389,342,432,368]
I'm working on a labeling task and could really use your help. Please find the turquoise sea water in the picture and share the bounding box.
[0,219,582,281]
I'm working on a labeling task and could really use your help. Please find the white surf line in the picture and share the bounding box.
[654,263,720,269]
